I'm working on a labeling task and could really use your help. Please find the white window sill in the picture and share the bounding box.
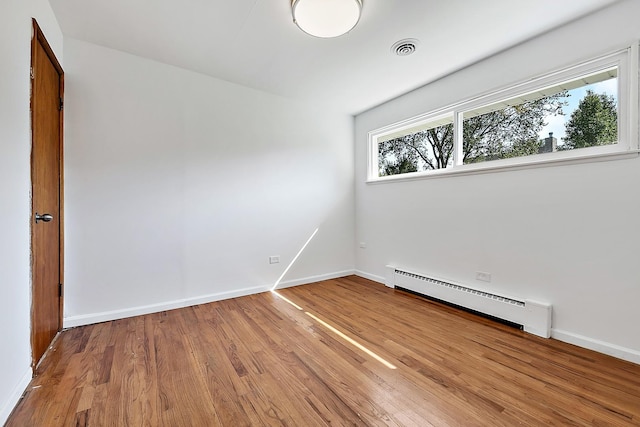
[366,149,640,184]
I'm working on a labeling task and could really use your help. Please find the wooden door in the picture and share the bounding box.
[30,19,64,369]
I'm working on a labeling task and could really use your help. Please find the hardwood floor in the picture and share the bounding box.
[7,276,640,426]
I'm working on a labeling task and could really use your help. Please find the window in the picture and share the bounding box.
[461,68,618,164]
[377,115,454,176]
[368,45,638,182]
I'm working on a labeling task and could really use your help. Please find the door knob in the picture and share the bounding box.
[35,212,53,223]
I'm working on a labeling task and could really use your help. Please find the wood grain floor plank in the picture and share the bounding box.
[6,276,640,426]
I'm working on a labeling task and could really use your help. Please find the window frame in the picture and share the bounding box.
[367,43,639,183]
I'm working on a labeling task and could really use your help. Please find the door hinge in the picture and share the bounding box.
[30,67,34,80]
[59,283,63,298]
[59,97,64,111]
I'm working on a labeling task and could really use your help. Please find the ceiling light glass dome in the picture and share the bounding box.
[292,0,363,38]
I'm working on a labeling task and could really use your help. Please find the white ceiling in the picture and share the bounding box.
[49,0,620,115]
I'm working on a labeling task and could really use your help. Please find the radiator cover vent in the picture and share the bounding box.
[396,269,525,307]
[386,266,552,338]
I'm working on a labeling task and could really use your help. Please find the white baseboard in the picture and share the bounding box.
[64,270,359,328]
[354,269,385,285]
[551,329,640,365]
[275,270,355,290]
[63,285,269,328]
[0,368,31,425]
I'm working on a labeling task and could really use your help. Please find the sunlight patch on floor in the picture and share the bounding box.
[271,290,397,370]
[271,290,304,311]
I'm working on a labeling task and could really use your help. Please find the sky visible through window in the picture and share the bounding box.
[540,78,618,146]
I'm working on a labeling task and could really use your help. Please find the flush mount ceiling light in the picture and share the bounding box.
[292,0,363,38]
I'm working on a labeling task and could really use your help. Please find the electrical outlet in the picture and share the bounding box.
[359,242,366,248]
[476,271,491,282]
[269,256,280,264]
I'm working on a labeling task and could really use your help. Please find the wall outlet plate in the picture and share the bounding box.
[476,271,491,282]
[269,256,280,264]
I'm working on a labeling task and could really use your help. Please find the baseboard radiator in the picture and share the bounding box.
[385,266,552,338]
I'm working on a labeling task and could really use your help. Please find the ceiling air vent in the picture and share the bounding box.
[391,39,419,56]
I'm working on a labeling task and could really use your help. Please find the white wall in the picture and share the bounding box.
[355,0,640,363]
[0,0,63,423]
[63,38,355,325]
